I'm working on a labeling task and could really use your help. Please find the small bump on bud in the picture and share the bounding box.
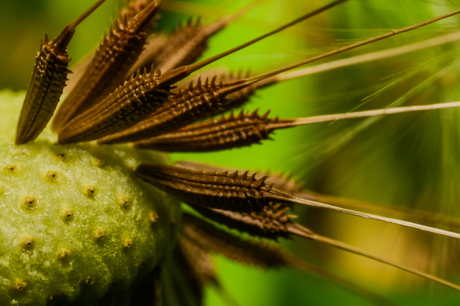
[123,238,133,248]
[119,196,130,208]
[60,249,71,259]
[92,158,104,167]
[22,236,34,249]
[15,279,26,291]
[23,196,36,209]
[84,186,96,197]
[95,229,105,241]
[61,209,74,222]
[45,171,58,182]
[56,153,65,161]
[85,277,94,285]
[149,211,159,224]
[4,165,17,174]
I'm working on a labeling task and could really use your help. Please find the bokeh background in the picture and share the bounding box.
[2,0,460,305]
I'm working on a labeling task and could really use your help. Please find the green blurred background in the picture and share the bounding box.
[2,0,460,305]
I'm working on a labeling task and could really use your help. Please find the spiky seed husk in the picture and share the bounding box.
[135,163,295,213]
[134,109,292,152]
[97,1,353,145]
[15,0,105,145]
[52,0,163,132]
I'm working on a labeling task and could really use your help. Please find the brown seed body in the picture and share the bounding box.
[135,163,294,212]
[15,0,105,145]
[15,37,71,145]
[134,110,293,152]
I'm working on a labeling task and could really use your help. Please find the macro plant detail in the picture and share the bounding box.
[2,0,460,305]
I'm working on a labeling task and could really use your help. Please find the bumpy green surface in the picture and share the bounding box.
[0,90,182,305]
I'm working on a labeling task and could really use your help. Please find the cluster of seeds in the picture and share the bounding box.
[3,0,460,305]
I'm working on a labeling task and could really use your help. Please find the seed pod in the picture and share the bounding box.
[15,0,105,145]
[188,203,460,294]
[135,97,460,152]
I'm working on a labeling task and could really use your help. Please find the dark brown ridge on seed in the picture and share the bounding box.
[119,0,152,21]
[98,70,269,145]
[183,207,460,293]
